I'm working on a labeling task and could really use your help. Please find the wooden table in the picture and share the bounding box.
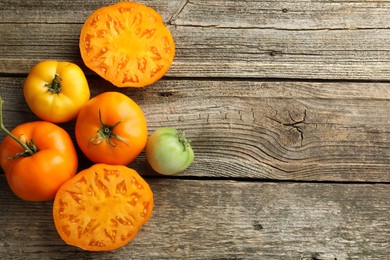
[1,1,389,259]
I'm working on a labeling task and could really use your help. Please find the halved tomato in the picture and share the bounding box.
[79,2,175,87]
[52,164,154,251]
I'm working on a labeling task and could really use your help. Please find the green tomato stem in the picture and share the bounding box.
[177,131,190,152]
[89,109,129,147]
[0,97,37,157]
[45,73,62,94]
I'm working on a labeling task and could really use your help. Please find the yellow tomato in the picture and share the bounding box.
[23,60,90,123]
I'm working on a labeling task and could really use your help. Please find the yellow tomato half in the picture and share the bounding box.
[23,60,90,123]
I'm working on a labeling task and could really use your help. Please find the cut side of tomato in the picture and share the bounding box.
[79,2,175,87]
[53,164,154,251]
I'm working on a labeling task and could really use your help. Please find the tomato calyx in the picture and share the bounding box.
[177,131,191,152]
[45,74,62,94]
[0,97,38,158]
[11,138,38,159]
[89,110,128,147]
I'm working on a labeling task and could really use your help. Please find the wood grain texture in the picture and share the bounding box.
[1,0,390,80]
[1,1,390,258]
[2,0,390,28]
[0,175,389,259]
[2,77,390,182]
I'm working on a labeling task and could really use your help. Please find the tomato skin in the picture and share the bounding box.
[146,127,194,175]
[0,121,78,201]
[53,163,153,251]
[23,60,90,123]
[75,92,148,165]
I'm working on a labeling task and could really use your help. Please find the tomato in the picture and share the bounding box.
[75,91,148,165]
[146,127,194,175]
[23,60,90,123]
[0,98,78,201]
[53,163,153,251]
[79,2,175,88]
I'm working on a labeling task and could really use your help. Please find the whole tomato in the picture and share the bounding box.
[146,127,194,175]
[23,60,90,123]
[0,99,78,201]
[75,92,148,165]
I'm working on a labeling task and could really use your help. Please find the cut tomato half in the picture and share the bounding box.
[52,164,154,251]
[79,2,175,87]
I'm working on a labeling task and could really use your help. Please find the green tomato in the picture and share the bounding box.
[146,127,194,175]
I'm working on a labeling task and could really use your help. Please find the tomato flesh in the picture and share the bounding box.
[80,2,175,87]
[53,164,153,251]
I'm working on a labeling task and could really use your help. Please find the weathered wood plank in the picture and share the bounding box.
[2,0,390,29]
[2,77,390,182]
[0,176,389,259]
[2,1,388,260]
[1,1,390,80]
[169,0,390,30]
[0,0,181,24]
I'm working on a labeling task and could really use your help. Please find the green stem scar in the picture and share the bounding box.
[0,97,37,158]
[45,74,62,94]
[177,131,191,152]
[89,110,129,147]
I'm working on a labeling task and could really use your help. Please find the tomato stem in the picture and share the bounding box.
[89,110,129,147]
[45,74,62,94]
[0,97,37,157]
[177,131,191,152]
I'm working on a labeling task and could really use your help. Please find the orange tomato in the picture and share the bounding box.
[0,120,78,201]
[53,164,154,251]
[75,91,148,165]
[79,1,175,87]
